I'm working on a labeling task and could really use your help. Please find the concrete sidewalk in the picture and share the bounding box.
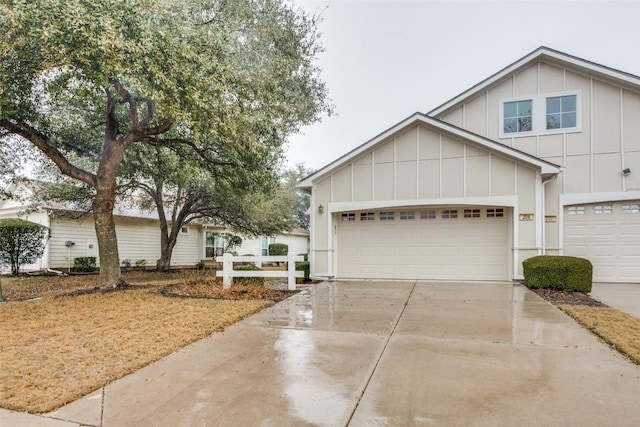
[2,281,639,426]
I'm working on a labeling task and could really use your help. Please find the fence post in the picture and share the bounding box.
[223,252,233,289]
[287,252,296,291]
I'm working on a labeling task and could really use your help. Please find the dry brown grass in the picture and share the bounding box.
[1,270,183,300]
[0,287,271,413]
[559,305,640,364]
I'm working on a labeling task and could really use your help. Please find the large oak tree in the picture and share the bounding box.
[0,0,330,287]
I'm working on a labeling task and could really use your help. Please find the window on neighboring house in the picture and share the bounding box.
[464,209,481,218]
[261,236,276,255]
[400,211,415,220]
[622,203,640,214]
[503,99,532,134]
[181,226,189,234]
[341,213,355,222]
[594,204,613,215]
[442,210,458,219]
[568,206,585,215]
[487,208,505,218]
[421,210,436,219]
[205,232,225,258]
[360,212,375,221]
[546,95,577,130]
[380,211,395,220]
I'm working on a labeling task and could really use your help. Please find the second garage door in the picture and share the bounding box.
[337,207,509,281]
[564,201,640,282]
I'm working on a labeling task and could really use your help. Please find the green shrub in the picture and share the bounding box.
[234,263,263,285]
[72,256,97,273]
[268,243,288,256]
[523,255,592,293]
[0,218,49,275]
[295,261,310,280]
[134,259,147,268]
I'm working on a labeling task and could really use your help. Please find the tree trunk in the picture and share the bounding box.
[93,185,122,288]
[156,239,177,271]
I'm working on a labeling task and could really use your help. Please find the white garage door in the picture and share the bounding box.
[337,207,509,281]
[564,202,640,283]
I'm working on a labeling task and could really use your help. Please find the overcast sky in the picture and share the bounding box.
[285,0,640,170]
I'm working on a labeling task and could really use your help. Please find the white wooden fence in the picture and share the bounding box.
[215,253,304,290]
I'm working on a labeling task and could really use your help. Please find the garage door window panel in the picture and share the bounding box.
[568,206,585,215]
[400,211,415,220]
[341,213,355,222]
[622,203,640,214]
[360,212,375,221]
[442,210,458,219]
[380,211,395,220]
[464,209,481,218]
[487,208,504,218]
[421,210,436,219]
[594,205,612,215]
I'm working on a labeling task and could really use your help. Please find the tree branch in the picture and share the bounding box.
[0,118,97,187]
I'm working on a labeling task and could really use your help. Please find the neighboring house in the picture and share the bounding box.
[299,47,640,283]
[0,183,309,272]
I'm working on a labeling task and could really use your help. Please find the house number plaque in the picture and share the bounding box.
[519,213,534,221]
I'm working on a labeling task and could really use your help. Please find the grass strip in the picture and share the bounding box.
[559,305,640,365]
[0,288,272,413]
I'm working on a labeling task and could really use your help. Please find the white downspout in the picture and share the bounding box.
[541,174,558,255]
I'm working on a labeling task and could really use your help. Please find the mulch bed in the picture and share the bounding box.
[162,281,300,303]
[531,288,608,307]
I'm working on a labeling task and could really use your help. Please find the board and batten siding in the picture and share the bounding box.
[436,60,640,254]
[310,122,540,278]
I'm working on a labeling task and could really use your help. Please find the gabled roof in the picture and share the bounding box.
[428,46,640,117]
[298,112,560,189]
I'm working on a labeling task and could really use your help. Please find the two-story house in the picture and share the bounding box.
[299,47,640,283]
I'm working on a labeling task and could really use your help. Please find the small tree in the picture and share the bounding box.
[0,219,49,276]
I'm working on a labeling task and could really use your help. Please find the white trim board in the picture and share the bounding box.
[428,46,640,118]
[298,114,560,189]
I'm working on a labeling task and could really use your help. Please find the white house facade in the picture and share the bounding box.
[0,187,309,271]
[300,47,640,283]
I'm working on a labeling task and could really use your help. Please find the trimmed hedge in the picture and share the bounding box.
[268,243,288,256]
[72,256,97,273]
[295,261,310,280]
[234,263,263,285]
[522,255,592,293]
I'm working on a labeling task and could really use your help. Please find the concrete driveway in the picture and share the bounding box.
[2,281,640,426]
[591,282,640,318]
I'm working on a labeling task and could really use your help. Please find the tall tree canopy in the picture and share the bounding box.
[0,0,331,287]
[119,143,298,270]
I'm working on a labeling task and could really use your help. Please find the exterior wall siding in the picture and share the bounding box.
[310,122,540,279]
[435,58,640,265]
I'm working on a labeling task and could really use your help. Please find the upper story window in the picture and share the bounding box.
[503,100,532,134]
[400,211,415,220]
[181,226,189,234]
[360,212,375,221]
[546,95,577,130]
[500,91,581,138]
[380,211,395,221]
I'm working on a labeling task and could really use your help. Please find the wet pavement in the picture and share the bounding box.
[2,281,640,426]
[591,282,640,318]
